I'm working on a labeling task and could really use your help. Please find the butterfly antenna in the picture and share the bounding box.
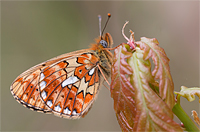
[98,15,102,37]
[100,13,111,38]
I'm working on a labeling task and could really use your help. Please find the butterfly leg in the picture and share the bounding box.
[97,64,110,86]
[103,82,110,90]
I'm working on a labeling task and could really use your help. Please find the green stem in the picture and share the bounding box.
[172,95,199,132]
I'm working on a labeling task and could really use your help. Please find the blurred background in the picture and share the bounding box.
[1,1,199,131]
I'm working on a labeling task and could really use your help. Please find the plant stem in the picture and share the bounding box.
[172,99,199,132]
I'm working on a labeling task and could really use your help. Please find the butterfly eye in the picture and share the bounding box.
[99,40,108,48]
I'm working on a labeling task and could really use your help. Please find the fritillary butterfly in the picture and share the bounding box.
[10,14,113,119]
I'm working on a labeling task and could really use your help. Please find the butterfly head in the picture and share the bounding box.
[90,33,113,51]
[99,33,113,48]
[99,40,107,48]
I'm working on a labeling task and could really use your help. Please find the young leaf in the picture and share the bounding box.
[110,43,182,131]
[135,38,175,109]
[111,22,182,131]
[175,86,200,102]
[110,44,136,131]
[192,110,200,126]
[128,47,182,131]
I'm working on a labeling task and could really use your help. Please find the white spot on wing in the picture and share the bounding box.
[54,105,61,112]
[40,73,45,81]
[72,110,78,115]
[41,91,47,99]
[47,100,53,107]
[89,67,95,76]
[40,81,47,90]
[63,107,71,115]
[61,76,79,88]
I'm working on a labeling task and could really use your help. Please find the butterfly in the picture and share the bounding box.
[10,14,113,119]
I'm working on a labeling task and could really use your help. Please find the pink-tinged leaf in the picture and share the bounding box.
[111,22,181,131]
[175,86,200,102]
[110,44,136,131]
[135,37,175,109]
[128,47,182,131]
[192,110,200,126]
[110,44,182,131]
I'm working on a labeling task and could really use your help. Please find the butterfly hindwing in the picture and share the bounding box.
[10,58,65,113]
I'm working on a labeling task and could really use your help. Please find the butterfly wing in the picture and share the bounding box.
[38,52,102,119]
[10,49,102,118]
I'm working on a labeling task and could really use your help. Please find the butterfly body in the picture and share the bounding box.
[10,33,113,119]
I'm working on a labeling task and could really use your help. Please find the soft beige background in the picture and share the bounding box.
[1,1,199,131]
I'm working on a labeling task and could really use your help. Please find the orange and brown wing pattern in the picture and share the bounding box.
[10,49,100,113]
[38,52,101,119]
[10,58,66,113]
[11,68,51,112]
[10,50,102,119]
